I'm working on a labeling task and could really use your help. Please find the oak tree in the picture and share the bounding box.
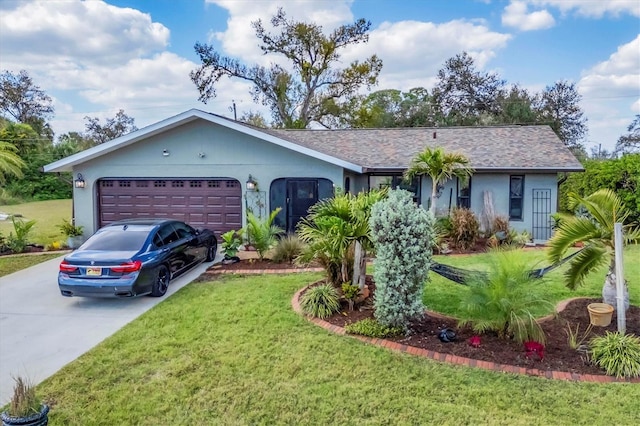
[191,8,382,129]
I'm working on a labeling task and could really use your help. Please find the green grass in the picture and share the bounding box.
[31,272,639,425]
[0,199,72,247]
[0,253,65,277]
[425,245,640,317]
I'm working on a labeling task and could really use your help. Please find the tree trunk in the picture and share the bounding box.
[352,240,367,290]
[430,181,438,215]
[602,267,629,311]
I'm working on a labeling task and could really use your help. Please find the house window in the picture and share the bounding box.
[457,177,471,209]
[369,175,420,204]
[344,177,350,193]
[509,175,524,221]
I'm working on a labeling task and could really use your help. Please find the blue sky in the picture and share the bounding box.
[1,0,638,153]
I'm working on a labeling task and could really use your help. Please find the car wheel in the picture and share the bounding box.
[150,265,170,297]
[206,238,218,262]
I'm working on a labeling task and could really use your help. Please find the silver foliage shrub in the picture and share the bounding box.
[369,189,435,330]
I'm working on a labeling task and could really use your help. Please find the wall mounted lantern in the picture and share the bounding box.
[246,175,257,191]
[74,173,86,189]
[162,149,170,157]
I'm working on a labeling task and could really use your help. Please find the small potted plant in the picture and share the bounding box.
[1,376,49,426]
[221,229,244,264]
[57,218,84,249]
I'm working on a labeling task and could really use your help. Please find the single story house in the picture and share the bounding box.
[44,109,583,242]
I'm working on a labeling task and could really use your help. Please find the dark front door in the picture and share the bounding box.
[287,180,317,233]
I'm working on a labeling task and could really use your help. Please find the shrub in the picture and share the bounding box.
[457,248,554,344]
[589,332,640,378]
[57,218,84,237]
[341,282,360,311]
[450,207,479,250]
[6,217,36,253]
[272,234,306,263]
[345,318,403,338]
[221,229,244,259]
[492,215,510,236]
[300,284,340,319]
[369,189,435,330]
[297,189,386,286]
[245,208,283,260]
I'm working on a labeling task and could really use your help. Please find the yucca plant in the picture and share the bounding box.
[589,332,640,378]
[245,208,283,260]
[299,284,340,319]
[547,189,640,310]
[457,248,554,343]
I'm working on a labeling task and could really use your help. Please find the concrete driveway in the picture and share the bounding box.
[0,253,220,404]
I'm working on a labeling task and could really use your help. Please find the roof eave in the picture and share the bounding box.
[43,109,364,173]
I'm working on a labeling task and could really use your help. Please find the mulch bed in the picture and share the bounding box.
[324,281,640,376]
[211,250,639,378]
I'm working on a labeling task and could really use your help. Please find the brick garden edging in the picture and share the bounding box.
[292,286,640,384]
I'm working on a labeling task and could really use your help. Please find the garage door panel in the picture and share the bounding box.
[99,179,242,237]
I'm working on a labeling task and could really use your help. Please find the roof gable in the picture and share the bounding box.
[43,109,363,173]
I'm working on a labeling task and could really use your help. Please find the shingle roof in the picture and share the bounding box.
[260,125,583,172]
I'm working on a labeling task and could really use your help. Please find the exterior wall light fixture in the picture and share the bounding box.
[74,173,86,189]
[162,149,170,157]
[246,175,257,191]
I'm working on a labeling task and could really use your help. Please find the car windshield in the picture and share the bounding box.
[81,230,150,251]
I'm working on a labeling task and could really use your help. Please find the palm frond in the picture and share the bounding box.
[562,244,608,290]
[547,217,599,262]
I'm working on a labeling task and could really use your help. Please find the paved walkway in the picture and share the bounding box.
[0,253,220,404]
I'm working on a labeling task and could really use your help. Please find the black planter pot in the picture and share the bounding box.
[1,404,49,426]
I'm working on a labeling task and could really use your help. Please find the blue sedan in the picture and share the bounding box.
[58,219,217,298]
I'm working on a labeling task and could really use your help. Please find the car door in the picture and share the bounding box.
[156,223,188,276]
[171,222,206,269]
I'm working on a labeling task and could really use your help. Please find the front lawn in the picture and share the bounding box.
[35,272,639,425]
[0,252,65,277]
[0,199,72,247]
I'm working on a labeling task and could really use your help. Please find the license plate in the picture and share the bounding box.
[86,267,102,276]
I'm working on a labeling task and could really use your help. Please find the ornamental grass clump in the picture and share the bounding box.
[589,332,640,378]
[300,284,340,319]
[369,189,435,331]
[272,234,307,264]
[4,376,45,419]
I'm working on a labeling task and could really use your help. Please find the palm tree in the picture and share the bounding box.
[0,141,25,183]
[404,147,473,215]
[297,188,386,288]
[547,189,640,310]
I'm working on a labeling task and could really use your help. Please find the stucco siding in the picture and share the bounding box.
[72,121,342,234]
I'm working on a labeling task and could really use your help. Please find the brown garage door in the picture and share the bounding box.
[98,179,242,235]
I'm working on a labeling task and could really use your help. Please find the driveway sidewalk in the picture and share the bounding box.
[0,254,218,404]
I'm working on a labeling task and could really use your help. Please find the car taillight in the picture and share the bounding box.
[59,260,78,273]
[111,260,142,273]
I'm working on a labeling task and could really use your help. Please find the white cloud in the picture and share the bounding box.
[579,36,640,149]
[526,0,640,18]
[0,0,170,67]
[502,1,555,31]
[348,19,511,91]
